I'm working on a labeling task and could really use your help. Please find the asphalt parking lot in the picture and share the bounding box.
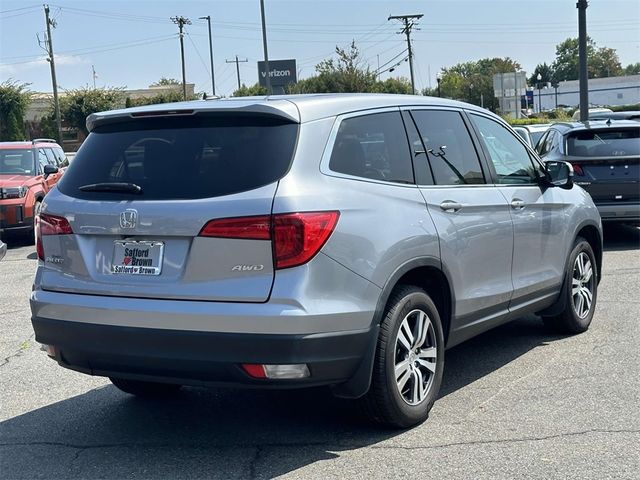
[1,225,639,479]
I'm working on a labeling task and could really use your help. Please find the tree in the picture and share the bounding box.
[0,80,32,141]
[624,62,640,75]
[232,42,412,96]
[233,83,268,97]
[151,77,181,86]
[528,63,554,86]
[552,37,623,81]
[591,46,623,78]
[54,87,124,136]
[435,57,521,112]
[125,89,198,107]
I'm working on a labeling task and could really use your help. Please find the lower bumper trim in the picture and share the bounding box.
[31,316,374,389]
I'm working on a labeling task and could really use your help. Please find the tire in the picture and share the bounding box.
[542,236,598,334]
[361,285,445,428]
[110,377,182,397]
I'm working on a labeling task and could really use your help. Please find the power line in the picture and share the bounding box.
[374,48,408,74]
[185,33,211,86]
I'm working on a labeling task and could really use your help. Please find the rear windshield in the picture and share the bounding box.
[0,149,35,175]
[566,128,640,157]
[58,115,299,200]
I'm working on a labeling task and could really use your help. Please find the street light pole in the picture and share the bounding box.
[198,15,216,96]
[577,0,589,121]
[259,0,271,95]
[536,73,542,113]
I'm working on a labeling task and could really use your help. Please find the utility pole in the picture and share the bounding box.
[388,13,423,95]
[43,5,62,144]
[198,15,216,96]
[171,16,191,100]
[577,0,589,121]
[259,0,271,95]
[226,56,248,90]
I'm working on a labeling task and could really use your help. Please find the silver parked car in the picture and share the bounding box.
[0,238,6,261]
[30,94,602,427]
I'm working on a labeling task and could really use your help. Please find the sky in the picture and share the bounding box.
[1,0,639,98]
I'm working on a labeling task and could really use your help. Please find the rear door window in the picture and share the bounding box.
[410,110,485,185]
[58,115,299,200]
[328,111,414,184]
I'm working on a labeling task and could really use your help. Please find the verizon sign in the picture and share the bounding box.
[258,59,297,87]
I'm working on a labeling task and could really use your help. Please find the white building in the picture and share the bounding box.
[534,74,640,111]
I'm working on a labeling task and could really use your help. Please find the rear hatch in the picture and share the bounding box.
[566,126,640,204]
[39,110,299,302]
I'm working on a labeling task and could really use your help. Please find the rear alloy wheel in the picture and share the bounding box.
[362,285,444,428]
[110,377,182,397]
[543,237,598,334]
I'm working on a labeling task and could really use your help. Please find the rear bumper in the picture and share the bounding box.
[595,202,640,222]
[31,316,375,389]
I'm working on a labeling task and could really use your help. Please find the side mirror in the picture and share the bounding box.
[43,164,58,179]
[544,161,573,189]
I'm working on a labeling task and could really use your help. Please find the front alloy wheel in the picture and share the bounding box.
[543,236,598,334]
[572,252,594,319]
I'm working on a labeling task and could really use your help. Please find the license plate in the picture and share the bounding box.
[111,241,164,275]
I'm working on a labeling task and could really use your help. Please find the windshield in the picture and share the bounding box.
[0,149,35,175]
[58,115,299,200]
[566,128,640,157]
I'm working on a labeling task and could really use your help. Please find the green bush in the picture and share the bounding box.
[0,80,32,141]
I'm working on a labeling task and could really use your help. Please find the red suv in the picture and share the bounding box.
[0,139,66,239]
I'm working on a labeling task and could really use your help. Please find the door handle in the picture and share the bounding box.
[511,199,525,210]
[440,201,462,212]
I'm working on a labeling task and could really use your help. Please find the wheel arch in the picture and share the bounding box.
[575,222,603,284]
[332,256,454,399]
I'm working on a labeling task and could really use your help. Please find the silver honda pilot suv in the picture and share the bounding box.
[31,94,602,428]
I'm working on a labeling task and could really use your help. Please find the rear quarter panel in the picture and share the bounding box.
[273,118,441,291]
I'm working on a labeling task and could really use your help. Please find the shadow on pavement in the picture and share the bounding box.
[1,316,564,479]
[602,223,640,252]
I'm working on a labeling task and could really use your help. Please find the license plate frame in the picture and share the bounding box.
[111,240,164,276]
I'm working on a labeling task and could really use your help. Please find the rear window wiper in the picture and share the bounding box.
[78,182,143,193]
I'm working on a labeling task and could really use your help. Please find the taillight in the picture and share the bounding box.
[199,215,271,240]
[570,163,584,176]
[273,212,339,269]
[36,213,73,261]
[199,211,340,270]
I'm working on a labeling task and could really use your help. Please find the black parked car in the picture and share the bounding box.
[536,120,640,224]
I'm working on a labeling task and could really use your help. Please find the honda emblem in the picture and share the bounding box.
[120,209,138,229]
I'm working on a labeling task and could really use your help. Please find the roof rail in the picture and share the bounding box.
[32,138,57,144]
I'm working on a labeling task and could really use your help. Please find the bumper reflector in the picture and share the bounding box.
[241,363,310,379]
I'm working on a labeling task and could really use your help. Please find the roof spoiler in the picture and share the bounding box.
[32,138,57,144]
[86,102,300,132]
